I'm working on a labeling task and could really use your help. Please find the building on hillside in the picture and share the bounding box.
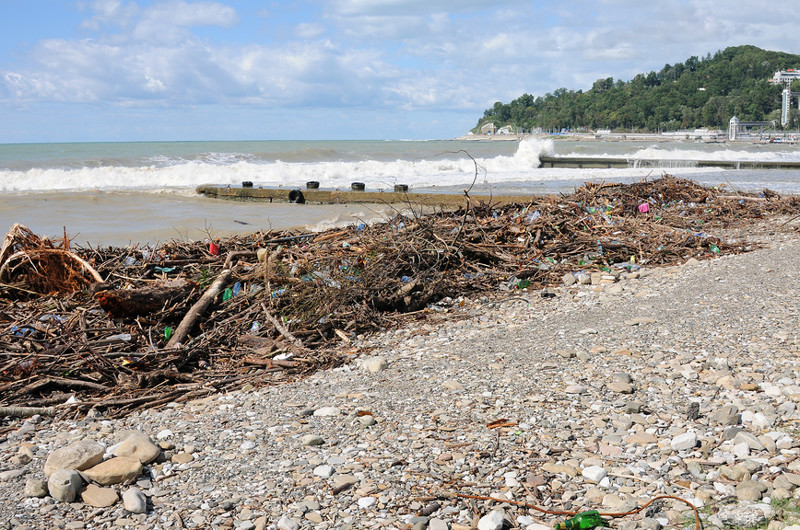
[768,71,800,126]
[497,125,514,135]
[480,123,497,135]
[771,70,800,85]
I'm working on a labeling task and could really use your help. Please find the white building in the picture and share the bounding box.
[772,70,800,85]
[729,116,739,140]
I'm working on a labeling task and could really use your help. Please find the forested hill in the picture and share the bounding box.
[476,46,800,133]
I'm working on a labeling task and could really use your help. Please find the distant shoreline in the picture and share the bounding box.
[455,132,799,145]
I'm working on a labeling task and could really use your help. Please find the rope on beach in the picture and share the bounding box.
[448,492,700,530]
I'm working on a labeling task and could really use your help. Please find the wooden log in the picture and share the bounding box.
[166,269,233,348]
[0,406,56,418]
[95,278,197,317]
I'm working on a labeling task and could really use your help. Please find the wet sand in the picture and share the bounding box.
[2,190,398,247]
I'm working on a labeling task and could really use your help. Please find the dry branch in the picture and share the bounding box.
[166,268,234,347]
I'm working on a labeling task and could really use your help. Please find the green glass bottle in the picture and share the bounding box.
[554,511,610,530]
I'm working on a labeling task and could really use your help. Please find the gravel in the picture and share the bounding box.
[2,224,800,530]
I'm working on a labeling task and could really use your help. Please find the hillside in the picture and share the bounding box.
[476,45,800,133]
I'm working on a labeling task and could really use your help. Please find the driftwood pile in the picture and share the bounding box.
[0,176,797,420]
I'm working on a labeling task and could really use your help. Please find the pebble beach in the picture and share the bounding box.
[2,221,800,530]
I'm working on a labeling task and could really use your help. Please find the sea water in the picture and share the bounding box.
[1,138,798,247]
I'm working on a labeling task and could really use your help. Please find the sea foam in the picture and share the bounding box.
[1,137,788,194]
[0,138,559,193]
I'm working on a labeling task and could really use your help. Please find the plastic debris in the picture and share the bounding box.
[554,510,610,530]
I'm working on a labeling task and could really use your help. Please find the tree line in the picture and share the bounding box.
[476,45,800,133]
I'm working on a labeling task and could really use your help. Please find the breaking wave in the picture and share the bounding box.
[0,138,561,193]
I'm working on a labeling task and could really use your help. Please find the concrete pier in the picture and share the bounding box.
[537,156,800,169]
[196,185,537,205]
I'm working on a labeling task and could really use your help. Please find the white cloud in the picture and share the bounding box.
[295,22,326,39]
[328,0,513,17]
[3,0,800,126]
[80,1,238,42]
[132,1,239,43]
[80,0,140,31]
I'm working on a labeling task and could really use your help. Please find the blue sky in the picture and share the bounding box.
[1,0,799,142]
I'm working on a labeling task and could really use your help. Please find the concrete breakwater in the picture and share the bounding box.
[196,185,537,205]
[538,156,800,169]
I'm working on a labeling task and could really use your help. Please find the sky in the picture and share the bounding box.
[1,0,799,143]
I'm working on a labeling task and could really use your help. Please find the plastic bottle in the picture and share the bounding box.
[554,511,609,530]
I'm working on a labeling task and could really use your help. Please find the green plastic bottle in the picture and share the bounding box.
[554,511,610,530]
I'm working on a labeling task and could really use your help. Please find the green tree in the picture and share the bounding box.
[473,45,799,133]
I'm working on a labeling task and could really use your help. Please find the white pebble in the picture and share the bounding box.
[156,430,173,440]
[670,431,698,451]
[357,496,377,508]
[582,465,607,483]
[313,465,334,478]
[478,510,505,530]
[313,407,341,417]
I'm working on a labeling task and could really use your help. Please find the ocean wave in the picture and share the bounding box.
[0,138,736,193]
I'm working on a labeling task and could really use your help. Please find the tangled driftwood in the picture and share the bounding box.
[0,176,797,420]
[0,223,102,294]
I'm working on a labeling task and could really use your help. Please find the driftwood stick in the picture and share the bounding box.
[243,356,299,368]
[718,195,767,202]
[224,250,257,269]
[261,303,304,348]
[167,268,234,348]
[22,376,111,392]
[0,406,56,418]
